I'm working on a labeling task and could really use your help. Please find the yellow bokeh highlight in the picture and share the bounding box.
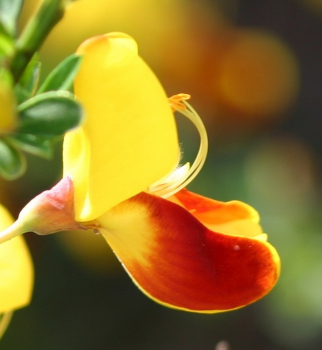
[0,204,33,312]
[214,28,299,119]
[63,33,179,221]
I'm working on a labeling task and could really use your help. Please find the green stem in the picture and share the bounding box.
[10,0,66,82]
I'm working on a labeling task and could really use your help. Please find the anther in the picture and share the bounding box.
[169,93,191,112]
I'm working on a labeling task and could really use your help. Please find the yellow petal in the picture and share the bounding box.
[0,204,34,312]
[63,33,179,221]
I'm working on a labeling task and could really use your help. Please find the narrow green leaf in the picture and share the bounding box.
[10,0,65,82]
[19,53,41,95]
[0,139,26,180]
[18,91,84,136]
[6,134,54,159]
[14,83,31,104]
[37,54,83,94]
[14,54,41,103]
[0,0,23,36]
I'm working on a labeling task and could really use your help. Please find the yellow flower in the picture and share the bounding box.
[0,33,280,313]
[0,204,33,336]
[63,32,280,312]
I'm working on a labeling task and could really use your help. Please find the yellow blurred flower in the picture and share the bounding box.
[0,204,33,337]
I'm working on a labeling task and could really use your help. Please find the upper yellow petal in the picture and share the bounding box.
[0,204,34,312]
[63,33,179,221]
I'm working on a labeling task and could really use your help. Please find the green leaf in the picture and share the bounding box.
[0,22,14,57]
[6,134,54,159]
[38,54,83,94]
[14,83,31,104]
[9,0,66,82]
[0,0,23,36]
[15,54,41,104]
[18,91,84,136]
[0,139,26,180]
[19,53,41,96]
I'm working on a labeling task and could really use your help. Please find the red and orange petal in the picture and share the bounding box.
[170,189,263,239]
[171,188,259,223]
[98,191,280,313]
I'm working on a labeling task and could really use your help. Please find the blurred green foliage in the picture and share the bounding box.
[0,0,83,179]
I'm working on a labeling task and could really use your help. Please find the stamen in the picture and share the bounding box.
[148,94,208,198]
[169,93,191,112]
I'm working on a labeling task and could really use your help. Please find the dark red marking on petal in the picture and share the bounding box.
[101,192,279,312]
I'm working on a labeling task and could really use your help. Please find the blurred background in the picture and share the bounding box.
[1,0,322,349]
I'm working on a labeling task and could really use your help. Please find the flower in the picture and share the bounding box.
[0,203,33,337]
[0,32,280,313]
